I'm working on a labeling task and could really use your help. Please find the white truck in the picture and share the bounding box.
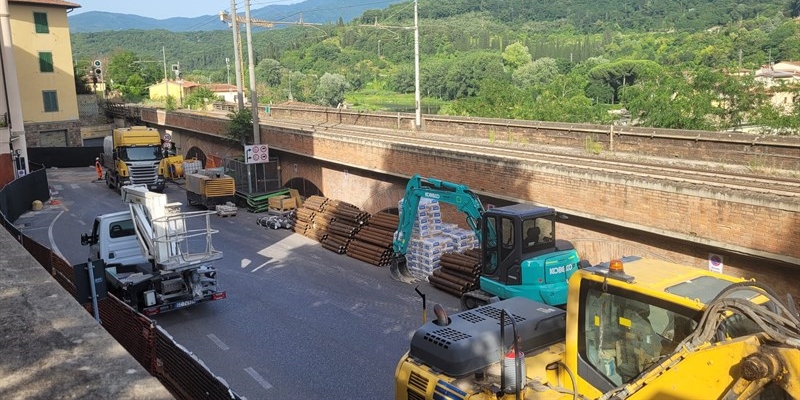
[81,185,226,316]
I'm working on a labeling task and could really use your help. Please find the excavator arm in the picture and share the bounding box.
[390,174,485,283]
[603,283,800,400]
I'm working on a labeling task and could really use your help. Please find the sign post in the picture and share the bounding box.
[244,145,269,194]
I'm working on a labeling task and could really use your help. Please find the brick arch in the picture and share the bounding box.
[285,177,323,198]
[360,185,406,215]
[184,146,207,167]
[179,135,198,158]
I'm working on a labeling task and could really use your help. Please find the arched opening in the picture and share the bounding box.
[284,177,323,198]
[184,146,207,167]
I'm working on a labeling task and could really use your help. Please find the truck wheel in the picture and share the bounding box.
[106,173,114,189]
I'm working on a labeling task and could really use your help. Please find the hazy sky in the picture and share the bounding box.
[70,0,304,20]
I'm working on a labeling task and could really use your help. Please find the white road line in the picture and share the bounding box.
[244,367,273,390]
[206,334,230,350]
[70,183,80,189]
[48,210,66,260]
[251,261,270,273]
[53,184,63,191]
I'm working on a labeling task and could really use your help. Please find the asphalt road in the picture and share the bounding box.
[17,167,462,400]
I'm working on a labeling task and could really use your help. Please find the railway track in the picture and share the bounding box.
[268,119,800,199]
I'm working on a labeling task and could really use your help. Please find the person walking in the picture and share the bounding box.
[95,157,103,181]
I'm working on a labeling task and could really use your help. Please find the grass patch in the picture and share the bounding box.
[584,136,603,155]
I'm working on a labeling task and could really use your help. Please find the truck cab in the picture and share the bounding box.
[81,211,147,266]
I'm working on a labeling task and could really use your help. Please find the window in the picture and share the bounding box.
[42,91,58,112]
[34,12,49,34]
[581,288,697,385]
[109,220,136,239]
[39,52,53,72]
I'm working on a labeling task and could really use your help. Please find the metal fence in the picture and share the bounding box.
[0,170,242,400]
[222,156,281,195]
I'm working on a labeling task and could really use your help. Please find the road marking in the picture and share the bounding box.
[53,184,63,191]
[252,261,270,273]
[244,367,273,390]
[207,334,229,350]
[241,258,252,268]
[48,210,66,260]
[71,184,80,189]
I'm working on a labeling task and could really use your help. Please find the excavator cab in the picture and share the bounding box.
[473,204,582,307]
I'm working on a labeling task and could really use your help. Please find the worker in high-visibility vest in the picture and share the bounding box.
[95,157,103,181]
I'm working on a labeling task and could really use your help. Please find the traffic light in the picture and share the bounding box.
[93,59,102,76]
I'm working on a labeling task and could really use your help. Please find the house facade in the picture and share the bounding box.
[10,0,81,147]
[149,80,241,108]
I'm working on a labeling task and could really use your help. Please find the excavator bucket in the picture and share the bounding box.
[390,255,417,284]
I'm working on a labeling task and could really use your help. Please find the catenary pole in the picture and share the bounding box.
[244,0,260,144]
[230,0,245,111]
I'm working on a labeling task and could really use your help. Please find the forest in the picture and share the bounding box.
[71,0,800,134]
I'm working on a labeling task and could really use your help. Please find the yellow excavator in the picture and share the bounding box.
[394,256,800,399]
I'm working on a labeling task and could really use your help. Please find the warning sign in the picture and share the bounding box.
[708,253,724,273]
[244,144,269,164]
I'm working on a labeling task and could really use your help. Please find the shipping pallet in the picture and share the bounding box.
[216,204,238,218]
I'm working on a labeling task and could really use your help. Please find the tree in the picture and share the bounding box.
[588,60,662,104]
[513,57,559,88]
[502,42,532,70]
[184,87,219,110]
[226,108,252,144]
[255,58,282,87]
[314,73,350,107]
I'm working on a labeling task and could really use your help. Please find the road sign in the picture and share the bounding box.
[708,253,724,273]
[245,144,269,164]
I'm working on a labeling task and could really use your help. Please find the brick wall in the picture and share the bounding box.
[140,109,800,300]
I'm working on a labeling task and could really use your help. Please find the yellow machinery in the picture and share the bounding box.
[395,256,800,399]
[160,154,185,180]
[185,169,236,209]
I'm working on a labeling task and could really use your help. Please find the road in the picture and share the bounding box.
[17,167,461,399]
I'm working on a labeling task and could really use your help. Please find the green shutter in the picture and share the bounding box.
[39,52,53,72]
[34,12,49,33]
[43,91,58,112]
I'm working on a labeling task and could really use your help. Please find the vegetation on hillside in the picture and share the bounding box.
[73,0,800,134]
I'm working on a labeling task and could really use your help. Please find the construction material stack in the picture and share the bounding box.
[291,196,371,255]
[346,211,398,267]
[428,249,481,297]
[400,197,479,280]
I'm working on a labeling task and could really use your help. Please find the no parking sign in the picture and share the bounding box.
[244,144,269,164]
[708,253,724,273]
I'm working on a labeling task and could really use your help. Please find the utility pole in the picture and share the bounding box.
[229,0,245,111]
[245,0,260,144]
[162,46,169,100]
[413,0,421,129]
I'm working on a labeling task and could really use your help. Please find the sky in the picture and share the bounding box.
[70,0,304,20]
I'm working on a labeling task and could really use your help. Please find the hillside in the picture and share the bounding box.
[71,0,800,134]
[68,0,407,33]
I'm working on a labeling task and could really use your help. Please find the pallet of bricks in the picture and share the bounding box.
[292,195,370,255]
[401,198,480,289]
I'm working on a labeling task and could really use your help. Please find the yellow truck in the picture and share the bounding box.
[101,126,166,192]
[395,256,800,399]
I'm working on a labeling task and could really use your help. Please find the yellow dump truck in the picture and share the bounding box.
[185,169,236,209]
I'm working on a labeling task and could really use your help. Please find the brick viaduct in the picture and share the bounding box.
[140,106,800,299]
